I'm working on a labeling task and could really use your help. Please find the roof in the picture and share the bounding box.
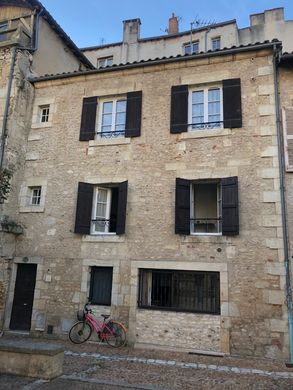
[1,0,94,69]
[81,19,236,52]
[30,40,282,84]
[280,52,293,66]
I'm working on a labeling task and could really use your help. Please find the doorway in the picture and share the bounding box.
[10,263,37,331]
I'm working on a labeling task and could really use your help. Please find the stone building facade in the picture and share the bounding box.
[1,0,293,362]
[2,41,289,359]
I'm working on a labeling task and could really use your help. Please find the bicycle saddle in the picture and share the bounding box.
[101,314,110,319]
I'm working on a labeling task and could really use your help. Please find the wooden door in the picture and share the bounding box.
[10,264,37,331]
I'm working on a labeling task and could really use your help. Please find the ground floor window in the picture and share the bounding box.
[89,267,113,305]
[138,269,220,314]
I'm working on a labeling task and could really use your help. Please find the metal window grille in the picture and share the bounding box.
[138,269,220,314]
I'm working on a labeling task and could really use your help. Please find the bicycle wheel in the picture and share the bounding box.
[104,321,126,348]
[69,321,92,344]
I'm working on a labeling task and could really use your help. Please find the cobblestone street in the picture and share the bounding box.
[1,340,293,389]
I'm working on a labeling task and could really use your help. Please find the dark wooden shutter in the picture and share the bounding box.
[170,85,188,133]
[175,178,190,235]
[116,181,128,235]
[80,96,97,141]
[222,176,239,236]
[74,182,94,234]
[284,109,293,171]
[89,267,113,305]
[109,187,118,233]
[125,91,142,137]
[223,79,242,128]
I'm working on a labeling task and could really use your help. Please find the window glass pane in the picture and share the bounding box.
[102,113,112,126]
[184,45,191,54]
[115,112,126,125]
[192,90,204,104]
[107,58,113,66]
[208,89,220,125]
[103,102,113,114]
[116,100,126,112]
[212,38,221,50]
[192,42,199,53]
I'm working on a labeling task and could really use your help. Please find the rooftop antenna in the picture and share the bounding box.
[99,37,105,45]
[189,16,216,54]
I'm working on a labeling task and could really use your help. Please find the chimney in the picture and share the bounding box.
[123,18,141,44]
[168,13,179,34]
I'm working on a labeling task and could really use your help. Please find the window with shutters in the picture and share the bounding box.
[138,269,220,314]
[74,181,128,236]
[188,85,223,130]
[283,108,293,172]
[79,91,142,141]
[89,267,113,305]
[170,79,241,134]
[175,177,239,236]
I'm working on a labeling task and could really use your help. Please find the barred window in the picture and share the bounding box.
[138,269,220,314]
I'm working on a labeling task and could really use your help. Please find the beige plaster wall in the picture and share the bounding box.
[83,23,239,67]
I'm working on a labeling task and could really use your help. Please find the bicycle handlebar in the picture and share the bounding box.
[84,302,92,313]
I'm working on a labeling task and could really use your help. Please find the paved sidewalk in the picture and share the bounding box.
[1,338,293,389]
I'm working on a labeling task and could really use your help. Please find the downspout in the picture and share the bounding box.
[0,7,43,169]
[273,45,293,365]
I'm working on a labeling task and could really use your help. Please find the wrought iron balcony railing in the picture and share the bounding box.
[96,130,125,139]
[190,121,223,130]
[190,218,222,234]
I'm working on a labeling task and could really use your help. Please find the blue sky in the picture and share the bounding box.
[40,1,293,48]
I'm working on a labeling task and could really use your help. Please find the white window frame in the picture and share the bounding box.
[29,186,42,206]
[188,85,223,131]
[97,56,113,68]
[39,105,50,123]
[190,180,222,236]
[212,37,221,50]
[183,41,199,55]
[91,186,114,235]
[97,97,127,138]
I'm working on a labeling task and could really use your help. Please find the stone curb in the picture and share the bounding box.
[65,350,293,380]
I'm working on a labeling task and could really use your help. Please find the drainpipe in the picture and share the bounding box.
[273,45,293,366]
[0,8,43,169]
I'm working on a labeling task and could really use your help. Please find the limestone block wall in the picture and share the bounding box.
[135,310,221,352]
[6,48,288,359]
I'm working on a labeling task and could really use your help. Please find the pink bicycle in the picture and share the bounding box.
[69,303,127,347]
